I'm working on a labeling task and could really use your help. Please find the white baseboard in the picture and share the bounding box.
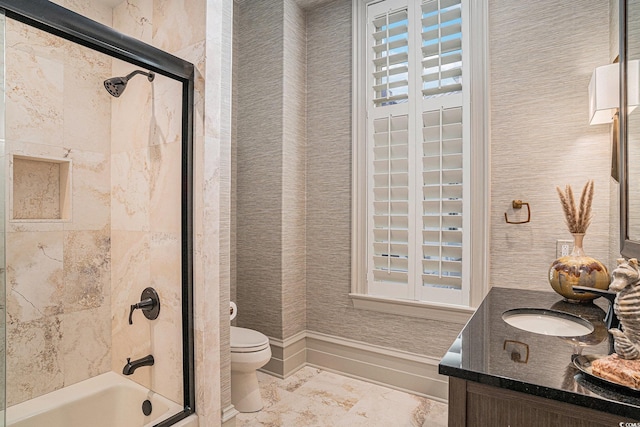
[305,331,448,402]
[261,330,307,378]
[221,404,239,426]
[225,330,448,426]
[261,330,448,403]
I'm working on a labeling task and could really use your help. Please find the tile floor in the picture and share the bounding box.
[236,367,448,427]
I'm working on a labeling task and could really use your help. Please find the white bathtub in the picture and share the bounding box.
[5,372,196,427]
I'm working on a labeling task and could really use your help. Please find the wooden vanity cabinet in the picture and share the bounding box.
[448,377,637,427]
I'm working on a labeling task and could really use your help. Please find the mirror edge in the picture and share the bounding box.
[619,0,640,259]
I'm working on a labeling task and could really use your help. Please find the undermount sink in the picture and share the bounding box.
[502,308,594,337]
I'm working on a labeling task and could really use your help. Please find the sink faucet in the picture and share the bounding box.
[572,286,620,330]
[572,286,620,355]
[123,354,154,375]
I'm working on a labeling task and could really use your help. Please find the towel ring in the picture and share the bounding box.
[504,200,531,224]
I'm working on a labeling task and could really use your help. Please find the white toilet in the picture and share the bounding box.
[230,326,272,413]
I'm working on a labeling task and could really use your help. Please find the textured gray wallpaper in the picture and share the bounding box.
[236,0,307,341]
[305,0,462,357]
[236,0,285,338]
[235,0,617,359]
[281,0,307,339]
[230,1,239,309]
[488,0,614,290]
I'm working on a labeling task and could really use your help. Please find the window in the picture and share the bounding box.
[352,0,488,315]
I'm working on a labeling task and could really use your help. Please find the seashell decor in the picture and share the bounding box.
[609,258,640,360]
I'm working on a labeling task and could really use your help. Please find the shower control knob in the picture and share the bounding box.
[128,287,161,325]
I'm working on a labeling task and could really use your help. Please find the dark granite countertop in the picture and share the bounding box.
[438,287,640,420]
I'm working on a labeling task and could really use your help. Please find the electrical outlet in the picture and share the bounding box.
[556,240,572,258]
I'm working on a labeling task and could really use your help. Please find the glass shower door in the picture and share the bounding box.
[0,8,7,427]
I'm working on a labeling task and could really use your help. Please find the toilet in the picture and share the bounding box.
[230,326,272,412]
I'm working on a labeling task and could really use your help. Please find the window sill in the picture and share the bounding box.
[349,293,475,325]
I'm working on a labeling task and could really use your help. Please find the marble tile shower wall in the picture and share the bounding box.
[108,64,184,403]
[4,1,185,407]
[0,12,5,413]
[3,1,230,424]
[109,1,229,423]
[110,1,184,405]
[4,19,112,406]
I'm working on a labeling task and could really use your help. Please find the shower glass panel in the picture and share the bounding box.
[0,9,6,427]
[3,13,184,426]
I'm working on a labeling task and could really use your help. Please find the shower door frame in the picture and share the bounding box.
[0,1,196,426]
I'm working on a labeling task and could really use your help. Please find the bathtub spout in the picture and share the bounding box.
[123,355,154,375]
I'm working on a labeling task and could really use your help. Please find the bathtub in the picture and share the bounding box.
[5,372,196,427]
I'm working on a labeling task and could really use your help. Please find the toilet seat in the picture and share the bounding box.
[231,326,270,353]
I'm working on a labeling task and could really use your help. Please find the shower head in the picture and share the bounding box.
[104,69,155,97]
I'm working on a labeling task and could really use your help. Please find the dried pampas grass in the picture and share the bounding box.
[556,180,594,234]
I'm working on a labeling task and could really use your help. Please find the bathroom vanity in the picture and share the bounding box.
[439,287,640,426]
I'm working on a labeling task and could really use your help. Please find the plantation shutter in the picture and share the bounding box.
[365,0,468,305]
[417,0,466,305]
[370,114,412,297]
[371,7,409,106]
[421,0,463,97]
[419,106,464,301]
[367,0,413,299]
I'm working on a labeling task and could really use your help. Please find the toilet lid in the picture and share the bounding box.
[230,326,270,352]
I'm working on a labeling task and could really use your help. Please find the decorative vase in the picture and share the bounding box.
[548,233,610,303]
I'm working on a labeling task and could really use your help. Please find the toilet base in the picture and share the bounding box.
[231,370,263,413]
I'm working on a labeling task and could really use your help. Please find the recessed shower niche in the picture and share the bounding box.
[9,154,72,221]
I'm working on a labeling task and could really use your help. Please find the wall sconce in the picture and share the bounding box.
[589,60,640,182]
[588,60,640,125]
